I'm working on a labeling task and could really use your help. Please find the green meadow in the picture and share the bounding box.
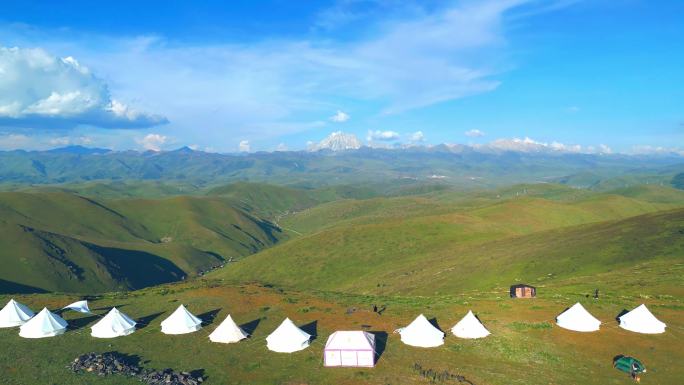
[0,182,683,384]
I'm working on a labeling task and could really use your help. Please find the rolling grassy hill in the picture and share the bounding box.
[0,191,285,294]
[218,184,684,296]
[0,183,682,384]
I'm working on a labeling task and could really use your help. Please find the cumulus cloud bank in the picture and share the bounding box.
[484,137,612,154]
[0,46,167,130]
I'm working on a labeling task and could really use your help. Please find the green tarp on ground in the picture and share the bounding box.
[614,356,646,374]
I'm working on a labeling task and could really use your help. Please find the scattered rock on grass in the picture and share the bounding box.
[69,352,204,385]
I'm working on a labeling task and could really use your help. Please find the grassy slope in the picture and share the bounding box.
[0,184,683,384]
[0,278,682,385]
[0,192,284,293]
[219,185,684,295]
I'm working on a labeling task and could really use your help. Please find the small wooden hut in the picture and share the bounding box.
[510,284,536,298]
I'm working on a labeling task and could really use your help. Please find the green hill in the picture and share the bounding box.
[0,191,285,293]
[207,181,380,219]
[218,189,684,295]
[280,183,684,236]
[0,183,683,385]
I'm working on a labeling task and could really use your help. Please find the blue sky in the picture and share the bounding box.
[0,0,682,154]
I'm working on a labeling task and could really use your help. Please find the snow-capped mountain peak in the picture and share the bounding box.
[308,131,362,152]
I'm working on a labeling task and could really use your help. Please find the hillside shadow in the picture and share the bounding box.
[428,317,445,333]
[371,331,388,363]
[203,251,225,262]
[92,304,129,312]
[240,318,262,336]
[84,244,186,289]
[197,309,222,327]
[615,309,629,322]
[300,320,317,341]
[67,314,100,330]
[0,278,47,294]
[137,311,165,329]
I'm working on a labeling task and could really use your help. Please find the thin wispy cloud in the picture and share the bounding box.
[409,131,425,142]
[465,129,485,137]
[0,0,554,151]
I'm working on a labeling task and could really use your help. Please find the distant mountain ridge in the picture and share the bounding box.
[0,145,682,189]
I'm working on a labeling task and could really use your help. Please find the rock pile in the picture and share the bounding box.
[69,352,141,377]
[140,369,204,385]
[69,352,204,385]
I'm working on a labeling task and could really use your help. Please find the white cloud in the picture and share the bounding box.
[0,132,97,150]
[0,46,168,129]
[0,134,32,150]
[275,142,288,151]
[0,1,580,150]
[484,138,616,155]
[238,140,250,152]
[329,110,350,123]
[465,129,485,137]
[485,137,589,153]
[367,130,400,142]
[136,133,167,151]
[409,131,425,142]
[48,135,93,147]
[598,144,612,154]
[631,145,684,156]
[14,0,561,147]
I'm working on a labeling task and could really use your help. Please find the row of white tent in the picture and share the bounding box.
[0,299,667,362]
[555,302,666,334]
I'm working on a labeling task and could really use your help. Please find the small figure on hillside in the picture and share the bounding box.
[372,304,378,313]
[594,288,599,299]
[631,362,641,383]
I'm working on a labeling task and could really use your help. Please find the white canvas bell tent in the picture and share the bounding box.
[451,310,490,339]
[618,304,666,334]
[555,303,601,332]
[19,308,68,338]
[63,300,91,314]
[160,304,202,335]
[91,307,137,338]
[397,314,444,348]
[209,314,248,344]
[0,299,35,328]
[266,318,311,353]
[324,331,376,367]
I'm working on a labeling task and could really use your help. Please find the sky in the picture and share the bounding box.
[0,0,682,154]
